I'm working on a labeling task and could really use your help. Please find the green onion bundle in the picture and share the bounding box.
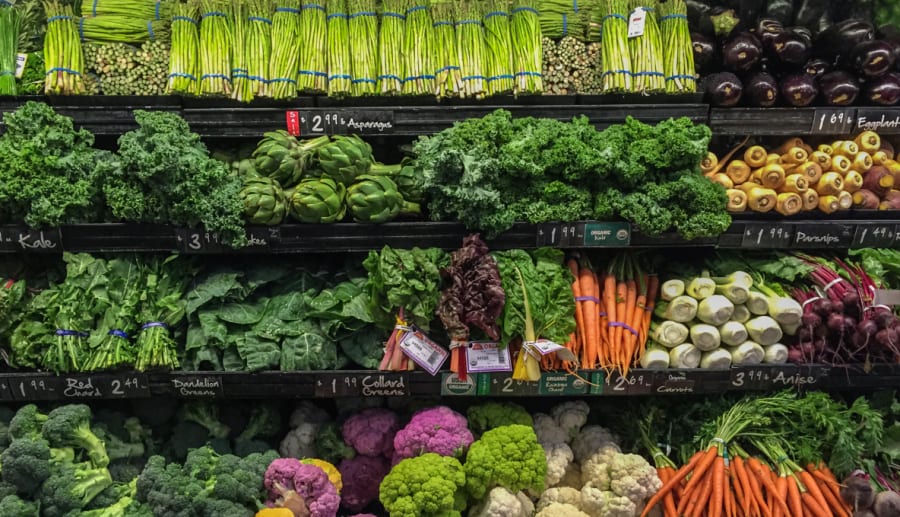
[44,1,85,95]
[231,0,251,101]
[76,16,171,44]
[327,0,352,96]
[84,0,168,20]
[456,1,485,99]
[244,0,273,98]
[168,1,200,95]
[268,0,300,99]
[511,0,542,95]
[402,1,433,95]
[198,0,233,96]
[0,5,19,95]
[599,0,631,93]
[432,1,461,99]
[348,0,377,96]
[659,0,694,93]
[628,0,663,93]
[297,0,326,92]
[377,0,406,95]
[538,0,588,40]
[483,0,513,96]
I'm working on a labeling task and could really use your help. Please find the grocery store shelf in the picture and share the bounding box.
[709,106,900,137]
[0,365,894,401]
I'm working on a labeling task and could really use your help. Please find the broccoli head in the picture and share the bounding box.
[107,460,143,484]
[39,461,113,517]
[464,424,547,500]
[8,404,48,441]
[236,404,281,442]
[0,494,38,516]
[233,438,272,457]
[166,420,209,461]
[0,435,52,496]
[95,425,145,462]
[135,455,203,517]
[0,406,16,450]
[180,402,231,440]
[194,498,254,517]
[42,404,110,468]
[466,402,533,436]
[379,453,467,517]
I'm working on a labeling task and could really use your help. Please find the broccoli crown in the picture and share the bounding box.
[167,420,210,461]
[8,404,48,441]
[42,404,109,468]
[464,424,547,500]
[236,404,281,442]
[94,424,145,463]
[107,460,143,484]
[379,453,467,517]
[180,402,230,439]
[466,402,533,436]
[194,497,255,517]
[0,435,52,495]
[39,461,113,517]
[135,455,202,517]
[0,494,38,516]
[0,480,17,500]
[233,438,272,457]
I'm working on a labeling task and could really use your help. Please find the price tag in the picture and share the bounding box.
[175,228,227,253]
[729,365,826,390]
[440,373,479,396]
[10,376,60,400]
[465,342,512,373]
[628,7,647,38]
[604,371,655,395]
[875,289,900,306]
[169,374,224,397]
[315,373,409,397]
[793,223,854,248]
[856,108,900,135]
[655,372,696,394]
[285,111,301,136]
[59,374,150,398]
[583,222,631,247]
[853,224,898,248]
[300,111,342,135]
[399,328,449,376]
[741,223,794,248]
[810,108,856,135]
[539,373,589,395]
[14,53,26,79]
[10,228,62,252]
[485,374,540,396]
[536,223,581,247]
[340,110,395,135]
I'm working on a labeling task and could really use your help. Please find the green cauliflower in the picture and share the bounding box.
[464,424,547,500]
[466,402,533,436]
[379,453,467,517]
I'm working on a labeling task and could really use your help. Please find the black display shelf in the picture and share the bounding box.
[709,107,866,136]
[0,365,894,401]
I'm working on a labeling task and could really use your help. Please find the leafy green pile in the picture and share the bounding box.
[307,276,382,369]
[0,277,27,350]
[100,110,246,247]
[415,109,727,239]
[0,101,109,227]
[363,246,450,331]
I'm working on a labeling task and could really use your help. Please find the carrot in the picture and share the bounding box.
[567,259,585,355]
[590,269,601,366]
[710,455,725,517]
[723,464,733,517]
[621,277,638,372]
[747,458,790,517]
[613,280,627,363]
[801,491,832,517]
[732,456,754,517]
[731,460,749,517]
[816,479,850,517]
[641,449,708,517]
[799,471,830,514]
[675,447,720,515]
[683,469,713,517]
[628,274,647,362]
[785,476,801,517]
[641,273,659,345]
[656,467,678,517]
[691,472,715,517]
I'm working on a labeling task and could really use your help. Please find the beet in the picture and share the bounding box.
[858,318,879,337]
[831,300,845,314]
[788,347,804,363]
[876,328,898,348]
[841,473,876,511]
[876,311,897,330]
[802,312,822,327]
[873,490,900,517]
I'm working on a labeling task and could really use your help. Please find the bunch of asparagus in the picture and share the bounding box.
[297,0,326,92]
[511,0,542,95]
[599,0,631,93]
[628,0,664,93]
[659,0,695,93]
[377,0,405,95]
[198,0,233,96]
[349,0,378,96]
[432,0,461,98]
[327,0,352,95]
[456,0,485,99]
[0,4,19,95]
[168,1,200,95]
[268,0,300,98]
[44,1,85,95]
[402,0,433,95]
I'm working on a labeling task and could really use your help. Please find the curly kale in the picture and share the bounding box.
[102,110,246,246]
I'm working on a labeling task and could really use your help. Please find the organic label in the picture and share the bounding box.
[440,373,478,396]
[628,8,647,38]
[14,53,26,79]
[465,342,512,373]
[399,329,449,376]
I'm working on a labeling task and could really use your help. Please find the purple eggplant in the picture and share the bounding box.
[878,25,900,71]
[768,31,812,65]
[816,19,875,61]
[780,73,819,107]
[804,58,832,79]
[704,72,744,107]
[817,70,860,106]
[692,33,718,73]
[865,71,900,105]
[850,40,896,77]
[754,18,786,47]
[723,32,763,72]
[745,71,779,107]
[764,0,793,25]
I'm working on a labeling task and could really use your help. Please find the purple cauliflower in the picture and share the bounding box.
[392,406,474,462]
[341,408,399,457]
[264,458,341,517]
[338,455,391,512]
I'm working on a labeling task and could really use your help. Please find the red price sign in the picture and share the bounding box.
[285,111,301,136]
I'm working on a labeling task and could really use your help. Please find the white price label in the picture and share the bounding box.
[465,342,512,373]
[524,339,578,363]
[14,54,26,79]
[399,329,449,376]
[628,8,646,38]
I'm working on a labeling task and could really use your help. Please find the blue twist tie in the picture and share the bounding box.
[562,14,567,35]
[378,74,402,81]
[485,10,509,19]
[46,67,82,76]
[47,15,72,22]
[147,20,155,40]
[436,65,460,73]
[329,73,352,80]
[462,74,485,81]
[515,71,543,77]
[298,70,327,77]
[665,74,696,81]
[155,1,161,20]
[249,16,273,24]
[602,70,632,76]
[141,322,169,330]
[573,0,578,13]
[275,6,300,14]
[351,77,376,84]
[92,0,98,16]
[349,10,376,18]
[487,74,514,82]
[172,15,198,24]
[108,329,130,340]
[511,6,539,15]
[326,13,349,20]
[78,17,85,41]
[168,72,198,80]
[456,19,481,26]
[383,11,405,20]
[269,77,298,84]
[433,20,453,27]
[56,329,89,338]
[406,5,427,14]
[301,3,326,11]
[0,0,13,6]
[659,13,687,22]
[602,13,627,22]
[404,74,435,82]
[0,71,13,77]
[633,71,665,77]
[201,11,228,18]
[200,73,232,82]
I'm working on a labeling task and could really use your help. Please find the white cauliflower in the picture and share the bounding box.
[468,487,534,517]
[536,502,591,517]
[580,445,621,490]
[279,401,331,458]
[572,425,619,463]
[287,401,330,428]
[581,483,636,517]
[560,462,583,489]
[533,413,568,445]
[544,443,574,487]
[537,487,582,512]
[550,400,590,440]
[608,454,663,506]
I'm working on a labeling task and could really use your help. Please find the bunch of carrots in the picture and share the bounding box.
[560,253,658,375]
[641,397,852,517]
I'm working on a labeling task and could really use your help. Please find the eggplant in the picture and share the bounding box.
[804,58,832,79]
[692,33,718,73]
[850,40,896,77]
[816,19,875,61]
[745,71,779,107]
[768,31,812,65]
[790,26,814,45]
[876,25,900,70]
[763,0,793,25]
[754,18,786,47]
[705,72,744,107]
[686,0,715,36]
[723,32,763,72]
[780,73,819,107]
[817,70,860,105]
[865,71,900,105]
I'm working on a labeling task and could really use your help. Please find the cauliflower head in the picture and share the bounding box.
[464,424,547,500]
[550,401,589,440]
[533,413,568,446]
[468,487,534,517]
[537,486,582,512]
[536,502,591,517]
[544,443,574,487]
[467,402,533,436]
[572,425,619,464]
[379,453,467,517]
[581,484,636,517]
[580,445,621,490]
[608,453,662,507]
[393,406,474,461]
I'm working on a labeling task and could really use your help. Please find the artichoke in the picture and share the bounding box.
[289,178,347,223]
[240,176,288,225]
[232,158,258,178]
[315,135,374,185]
[394,162,424,203]
[347,175,410,223]
[253,131,330,187]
